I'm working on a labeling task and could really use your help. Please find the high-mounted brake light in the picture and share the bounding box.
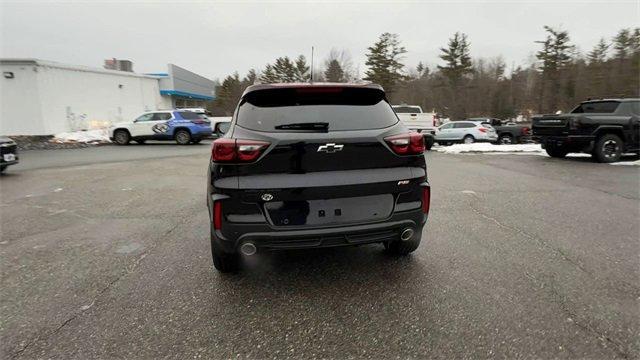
[212,139,270,163]
[296,87,343,94]
[422,186,431,214]
[384,132,425,155]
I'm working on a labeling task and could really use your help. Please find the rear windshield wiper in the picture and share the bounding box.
[274,122,329,131]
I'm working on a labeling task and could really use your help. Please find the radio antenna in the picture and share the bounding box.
[310,46,314,83]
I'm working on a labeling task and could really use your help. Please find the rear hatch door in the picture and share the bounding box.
[217,86,426,228]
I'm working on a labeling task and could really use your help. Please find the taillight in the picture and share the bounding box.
[521,127,531,135]
[384,132,425,155]
[432,115,437,127]
[421,186,430,214]
[212,139,270,163]
[478,127,488,133]
[213,201,222,230]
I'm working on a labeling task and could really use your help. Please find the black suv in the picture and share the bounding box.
[206,83,430,272]
[532,99,640,162]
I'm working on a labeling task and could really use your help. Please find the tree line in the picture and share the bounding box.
[210,27,639,120]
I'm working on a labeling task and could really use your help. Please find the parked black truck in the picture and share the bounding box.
[468,118,532,144]
[532,99,640,162]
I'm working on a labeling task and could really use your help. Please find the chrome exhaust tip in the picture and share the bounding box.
[240,242,257,256]
[400,228,414,241]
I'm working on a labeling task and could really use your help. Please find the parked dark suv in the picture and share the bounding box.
[206,83,431,272]
[532,99,640,162]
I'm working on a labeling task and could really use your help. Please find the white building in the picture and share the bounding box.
[0,59,215,135]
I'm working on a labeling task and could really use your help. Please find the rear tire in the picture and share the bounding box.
[545,144,568,158]
[385,231,422,255]
[175,129,191,145]
[593,134,623,163]
[211,238,239,273]
[463,135,475,144]
[424,136,434,151]
[113,129,130,145]
[499,134,513,145]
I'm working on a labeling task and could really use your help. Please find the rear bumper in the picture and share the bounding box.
[212,208,427,253]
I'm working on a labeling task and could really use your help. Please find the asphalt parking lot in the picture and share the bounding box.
[1,143,639,359]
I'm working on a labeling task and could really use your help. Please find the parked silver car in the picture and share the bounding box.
[435,121,498,144]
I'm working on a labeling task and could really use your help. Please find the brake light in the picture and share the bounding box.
[521,127,531,135]
[212,139,270,163]
[213,201,222,230]
[384,132,425,155]
[296,87,343,94]
[432,115,437,127]
[478,127,488,133]
[422,186,430,214]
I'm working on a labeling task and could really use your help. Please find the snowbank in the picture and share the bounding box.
[434,143,543,154]
[52,129,111,144]
[432,143,639,165]
[610,159,640,166]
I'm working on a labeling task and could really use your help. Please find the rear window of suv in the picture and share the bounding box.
[236,87,399,131]
[178,111,206,120]
[571,101,619,113]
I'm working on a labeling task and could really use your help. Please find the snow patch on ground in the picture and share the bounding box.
[432,143,637,164]
[610,159,640,166]
[434,143,543,154]
[52,129,111,144]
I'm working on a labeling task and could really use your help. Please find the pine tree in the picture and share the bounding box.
[294,55,310,82]
[535,26,574,112]
[536,26,573,72]
[324,59,345,82]
[613,28,631,59]
[215,72,242,115]
[259,55,309,83]
[323,48,354,82]
[273,57,297,82]
[438,32,473,85]
[631,28,640,54]
[260,64,279,84]
[364,33,407,94]
[243,69,257,86]
[587,38,609,64]
[415,62,429,79]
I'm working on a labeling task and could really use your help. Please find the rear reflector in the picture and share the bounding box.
[212,139,270,163]
[213,201,222,230]
[384,132,425,155]
[422,186,431,214]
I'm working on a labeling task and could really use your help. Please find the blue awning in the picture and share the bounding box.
[160,90,214,101]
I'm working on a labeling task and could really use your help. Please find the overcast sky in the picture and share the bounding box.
[1,1,638,81]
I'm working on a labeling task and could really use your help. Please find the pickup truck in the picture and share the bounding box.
[532,98,640,162]
[392,105,439,150]
[468,118,531,144]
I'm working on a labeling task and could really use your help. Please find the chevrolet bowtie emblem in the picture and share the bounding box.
[317,143,344,153]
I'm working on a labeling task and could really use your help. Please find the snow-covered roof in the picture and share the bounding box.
[0,58,160,79]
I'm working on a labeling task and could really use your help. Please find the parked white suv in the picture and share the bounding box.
[435,121,498,145]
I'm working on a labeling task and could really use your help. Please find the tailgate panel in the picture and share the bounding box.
[265,194,393,227]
